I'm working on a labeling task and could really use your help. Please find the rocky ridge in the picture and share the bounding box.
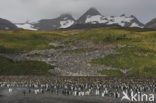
[15,8,144,30]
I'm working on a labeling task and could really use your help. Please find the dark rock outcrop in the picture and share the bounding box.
[0,18,18,30]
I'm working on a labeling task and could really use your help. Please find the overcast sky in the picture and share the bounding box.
[0,0,156,24]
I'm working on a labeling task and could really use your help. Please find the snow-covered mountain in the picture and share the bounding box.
[15,14,75,31]
[32,14,75,31]
[76,8,144,28]
[0,18,18,30]
[14,8,144,30]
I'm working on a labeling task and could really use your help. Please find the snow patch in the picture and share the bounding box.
[106,16,133,27]
[85,15,107,24]
[16,24,37,30]
[85,15,141,27]
[60,20,74,28]
[130,23,140,27]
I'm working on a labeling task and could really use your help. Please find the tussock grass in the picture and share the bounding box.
[0,56,54,76]
[88,28,156,77]
[0,30,65,53]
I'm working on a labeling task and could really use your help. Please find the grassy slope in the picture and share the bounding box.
[0,30,66,53]
[98,70,123,77]
[0,30,65,75]
[0,56,54,76]
[85,28,156,77]
[1,28,156,76]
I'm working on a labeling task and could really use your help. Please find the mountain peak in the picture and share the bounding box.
[59,14,73,19]
[120,14,126,17]
[85,7,101,16]
[77,7,101,24]
[58,14,75,21]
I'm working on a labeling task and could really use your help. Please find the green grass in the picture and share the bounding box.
[89,29,156,77]
[92,46,156,77]
[0,56,54,76]
[72,28,130,44]
[91,47,155,69]
[0,30,65,53]
[98,70,124,76]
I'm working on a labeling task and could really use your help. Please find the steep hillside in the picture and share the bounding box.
[145,18,156,29]
[0,18,18,30]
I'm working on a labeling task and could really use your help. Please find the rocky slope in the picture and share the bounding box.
[0,41,130,76]
[0,18,18,30]
[145,18,156,29]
